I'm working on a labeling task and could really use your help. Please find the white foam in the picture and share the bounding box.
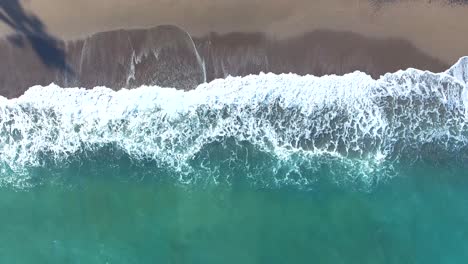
[446,56,468,85]
[1,58,468,186]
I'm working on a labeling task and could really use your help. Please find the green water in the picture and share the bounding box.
[3,52,468,263]
[1,165,467,263]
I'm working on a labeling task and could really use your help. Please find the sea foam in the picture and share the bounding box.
[1,57,467,188]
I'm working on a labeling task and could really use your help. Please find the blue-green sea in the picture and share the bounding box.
[1,163,468,263]
[1,58,468,263]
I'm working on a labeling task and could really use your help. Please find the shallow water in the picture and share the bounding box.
[1,58,468,263]
[0,164,467,263]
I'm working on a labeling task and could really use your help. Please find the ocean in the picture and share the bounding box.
[1,57,468,263]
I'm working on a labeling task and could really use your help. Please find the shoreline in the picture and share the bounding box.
[0,25,449,98]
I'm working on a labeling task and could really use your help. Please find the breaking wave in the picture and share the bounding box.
[1,57,468,189]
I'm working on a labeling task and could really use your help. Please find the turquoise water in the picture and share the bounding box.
[2,59,468,263]
[1,163,467,263]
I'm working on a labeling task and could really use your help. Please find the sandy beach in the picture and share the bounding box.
[1,0,468,64]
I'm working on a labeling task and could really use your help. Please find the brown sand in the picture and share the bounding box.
[0,26,448,98]
[1,0,467,64]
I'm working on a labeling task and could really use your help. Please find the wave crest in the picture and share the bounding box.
[1,57,468,188]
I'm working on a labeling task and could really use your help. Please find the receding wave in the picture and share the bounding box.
[1,57,468,189]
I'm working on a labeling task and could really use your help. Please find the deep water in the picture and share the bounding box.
[0,164,467,263]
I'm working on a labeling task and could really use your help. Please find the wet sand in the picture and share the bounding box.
[0,0,466,98]
[1,0,468,64]
[0,26,447,98]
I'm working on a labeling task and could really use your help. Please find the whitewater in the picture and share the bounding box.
[1,57,468,189]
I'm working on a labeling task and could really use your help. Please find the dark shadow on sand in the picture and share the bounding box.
[0,0,72,74]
